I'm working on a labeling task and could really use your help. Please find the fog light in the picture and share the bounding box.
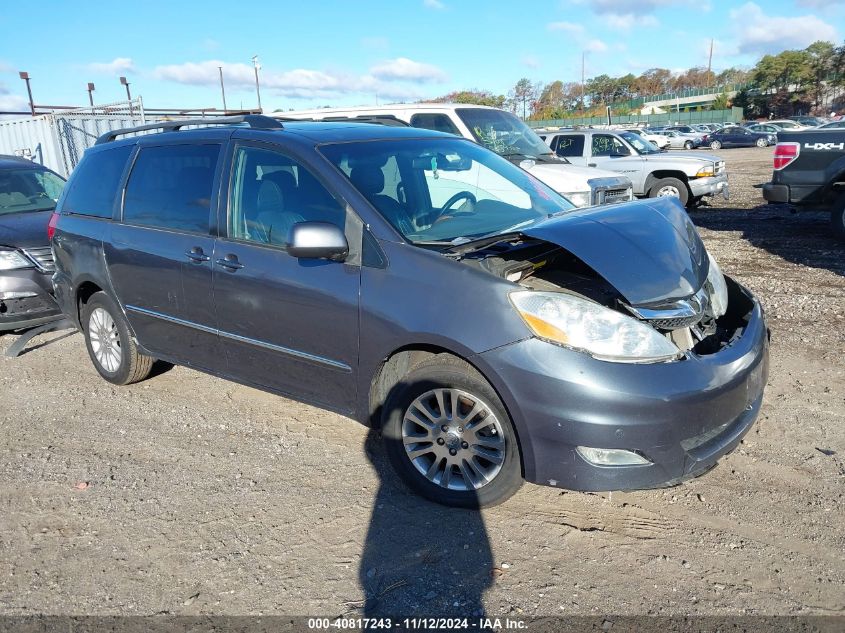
[576,446,651,466]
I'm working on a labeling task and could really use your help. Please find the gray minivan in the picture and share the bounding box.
[51,115,769,507]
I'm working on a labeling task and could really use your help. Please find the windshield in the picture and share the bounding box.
[0,167,65,216]
[455,107,553,159]
[619,131,661,154]
[320,137,574,245]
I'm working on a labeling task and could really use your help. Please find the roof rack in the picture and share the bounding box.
[276,114,410,127]
[94,114,284,145]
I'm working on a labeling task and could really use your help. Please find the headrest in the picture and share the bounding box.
[349,165,384,196]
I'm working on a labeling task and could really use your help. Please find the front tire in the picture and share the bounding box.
[710,140,722,150]
[684,141,694,150]
[81,292,154,385]
[649,177,690,207]
[381,355,523,508]
[756,138,768,148]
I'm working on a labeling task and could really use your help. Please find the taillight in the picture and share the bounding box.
[773,142,800,170]
[47,212,59,241]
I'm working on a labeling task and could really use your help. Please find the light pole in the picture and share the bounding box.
[120,76,133,115]
[218,66,227,113]
[87,82,95,107]
[252,55,262,112]
[19,71,35,116]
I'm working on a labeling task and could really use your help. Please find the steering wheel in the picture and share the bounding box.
[433,191,477,223]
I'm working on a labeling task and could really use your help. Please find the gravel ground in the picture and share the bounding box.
[1,146,843,619]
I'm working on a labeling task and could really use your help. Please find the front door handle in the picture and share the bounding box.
[215,254,244,271]
[588,163,597,167]
[185,247,210,263]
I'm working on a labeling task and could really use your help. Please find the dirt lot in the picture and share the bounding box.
[1,146,843,619]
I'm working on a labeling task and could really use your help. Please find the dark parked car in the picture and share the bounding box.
[708,126,776,149]
[0,155,65,331]
[52,115,769,507]
[817,120,845,129]
[789,116,826,128]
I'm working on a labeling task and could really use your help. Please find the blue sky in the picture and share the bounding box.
[1,0,843,113]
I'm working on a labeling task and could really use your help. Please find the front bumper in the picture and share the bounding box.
[0,268,61,331]
[690,173,729,199]
[477,280,768,491]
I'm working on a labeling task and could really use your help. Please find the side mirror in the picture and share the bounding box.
[287,222,348,261]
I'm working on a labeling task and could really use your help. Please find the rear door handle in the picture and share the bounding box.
[215,255,244,270]
[185,247,210,263]
[588,163,597,167]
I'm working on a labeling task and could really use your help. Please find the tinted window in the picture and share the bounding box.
[229,146,345,246]
[410,113,461,135]
[0,167,65,216]
[61,145,131,218]
[123,144,219,233]
[553,135,584,157]
[592,135,629,156]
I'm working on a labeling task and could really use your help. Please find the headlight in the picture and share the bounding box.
[0,249,33,271]
[696,165,716,178]
[706,252,728,318]
[563,191,592,208]
[510,291,681,363]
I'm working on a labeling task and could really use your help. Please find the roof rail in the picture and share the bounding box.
[94,114,284,145]
[275,114,410,127]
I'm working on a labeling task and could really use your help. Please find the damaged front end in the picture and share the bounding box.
[456,197,754,364]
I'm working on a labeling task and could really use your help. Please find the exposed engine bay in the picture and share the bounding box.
[459,238,754,358]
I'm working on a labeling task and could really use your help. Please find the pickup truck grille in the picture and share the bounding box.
[598,188,633,205]
[714,160,726,174]
[23,247,55,273]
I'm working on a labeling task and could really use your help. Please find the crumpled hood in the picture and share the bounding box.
[523,196,707,305]
[0,210,53,249]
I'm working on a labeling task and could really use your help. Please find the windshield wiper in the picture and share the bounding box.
[442,231,525,257]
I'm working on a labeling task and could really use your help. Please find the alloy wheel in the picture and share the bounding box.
[656,185,681,198]
[88,307,122,373]
[402,387,506,491]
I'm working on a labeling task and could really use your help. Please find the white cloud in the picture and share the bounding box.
[729,2,838,54]
[0,61,13,73]
[605,13,659,29]
[369,57,447,83]
[548,21,609,54]
[423,0,445,8]
[521,54,540,69]
[796,0,840,8]
[88,57,135,75]
[0,85,29,114]
[151,59,438,101]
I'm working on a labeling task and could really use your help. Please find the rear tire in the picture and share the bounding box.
[649,177,690,207]
[81,292,154,385]
[684,141,694,150]
[710,140,722,150]
[381,355,523,508]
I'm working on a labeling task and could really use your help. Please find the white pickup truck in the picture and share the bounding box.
[274,104,634,208]
[541,128,729,208]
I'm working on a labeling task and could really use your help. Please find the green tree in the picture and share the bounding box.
[508,77,538,119]
[431,90,506,108]
[710,91,730,110]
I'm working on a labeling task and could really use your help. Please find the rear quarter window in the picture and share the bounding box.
[122,144,220,233]
[60,145,132,218]
[409,113,461,135]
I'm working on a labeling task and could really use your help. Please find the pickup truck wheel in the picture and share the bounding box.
[831,196,845,241]
[382,355,523,508]
[684,141,694,150]
[756,138,769,148]
[710,140,722,150]
[649,177,689,207]
[81,292,154,385]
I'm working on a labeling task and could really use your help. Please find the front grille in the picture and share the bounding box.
[23,247,55,273]
[602,188,632,204]
[647,315,702,330]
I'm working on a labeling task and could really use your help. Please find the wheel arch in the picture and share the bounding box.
[644,170,691,193]
[367,344,531,478]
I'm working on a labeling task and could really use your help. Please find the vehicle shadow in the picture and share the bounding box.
[689,203,844,279]
[356,396,495,623]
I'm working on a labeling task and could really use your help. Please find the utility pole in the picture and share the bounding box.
[252,55,262,112]
[218,66,227,113]
[707,39,714,86]
[581,52,586,112]
[87,82,95,107]
[19,72,35,116]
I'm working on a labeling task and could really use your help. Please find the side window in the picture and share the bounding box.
[61,145,132,218]
[592,135,627,156]
[553,135,584,157]
[123,144,219,233]
[228,146,346,246]
[410,113,461,136]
